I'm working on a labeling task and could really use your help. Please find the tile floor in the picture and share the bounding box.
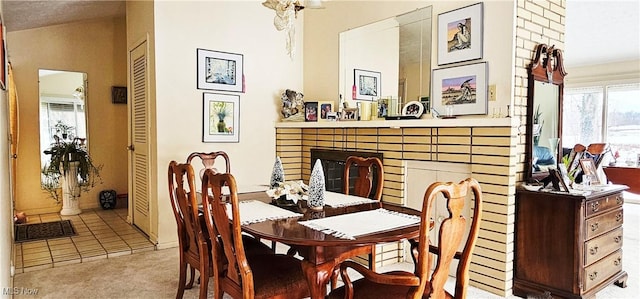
[14,208,155,273]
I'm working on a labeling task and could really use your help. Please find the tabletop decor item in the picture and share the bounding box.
[270,156,285,188]
[280,89,305,121]
[308,160,326,211]
[266,180,308,206]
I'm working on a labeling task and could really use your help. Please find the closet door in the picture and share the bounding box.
[129,40,151,236]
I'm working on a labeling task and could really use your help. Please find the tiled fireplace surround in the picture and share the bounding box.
[275,119,519,296]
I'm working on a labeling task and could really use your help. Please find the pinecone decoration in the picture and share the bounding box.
[270,156,285,188]
[308,160,325,210]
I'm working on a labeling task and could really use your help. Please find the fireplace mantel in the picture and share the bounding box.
[276,117,517,129]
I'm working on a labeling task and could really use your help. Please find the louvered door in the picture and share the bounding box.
[129,41,151,235]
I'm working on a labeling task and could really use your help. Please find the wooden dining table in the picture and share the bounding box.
[237,191,422,299]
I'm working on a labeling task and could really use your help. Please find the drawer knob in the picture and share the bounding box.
[591,202,600,212]
[616,213,623,222]
[589,245,598,255]
[591,222,599,232]
[616,196,623,205]
[589,271,598,281]
[614,235,622,243]
[614,257,621,266]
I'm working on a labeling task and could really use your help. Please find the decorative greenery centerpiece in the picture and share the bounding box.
[42,136,102,203]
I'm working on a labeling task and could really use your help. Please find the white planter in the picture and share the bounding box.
[60,161,82,216]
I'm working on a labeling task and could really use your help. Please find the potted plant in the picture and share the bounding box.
[54,120,75,140]
[42,136,102,215]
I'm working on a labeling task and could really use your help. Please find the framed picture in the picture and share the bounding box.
[432,62,487,116]
[326,111,340,121]
[318,101,333,121]
[420,96,430,115]
[111,86,127,104]
[579,158,601,185]
[437,2,483,65]
[354,69,381,101]
[305,102,318,122]
[402,101,424,117]
[342,107,359,121]
[197,48,244,92]
[202,93,240,143]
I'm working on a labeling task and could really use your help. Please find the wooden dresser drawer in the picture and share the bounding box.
[585,208,623,239]
[586,193,624,217]
[584,227,623,266]
[584,250,623,291]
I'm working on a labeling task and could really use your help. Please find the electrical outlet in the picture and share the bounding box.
[489,85,497,101]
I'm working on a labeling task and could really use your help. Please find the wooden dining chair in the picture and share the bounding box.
[200,169,310,299]
[168,161,211,299]
[328,178,483,299]
[187,151,231,179]
[343,156,384,201]
[344,156,384,270]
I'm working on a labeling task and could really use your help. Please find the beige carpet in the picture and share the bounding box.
[13,203,640,299]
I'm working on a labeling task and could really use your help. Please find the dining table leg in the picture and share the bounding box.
[301,259,337,299]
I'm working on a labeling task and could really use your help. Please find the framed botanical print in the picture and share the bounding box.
[197,48,244,92]
[203,93,240,143]
[437,2,483,65]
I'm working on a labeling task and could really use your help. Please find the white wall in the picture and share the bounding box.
[150,1,303,247]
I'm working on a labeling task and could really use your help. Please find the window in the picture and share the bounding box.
[563,83,640,165]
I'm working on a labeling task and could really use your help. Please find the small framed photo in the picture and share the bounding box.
[111,86,127,104]
[432,62,487,116]
[326,111,339,121]
[579,158,601,185]
[197,48,244,92]
[420,96,430,115]
[354,69,381,101]
[402,101,424,117]
[203,93,239,143]
[437,2,483,65]
[342,107,359,121]
[305,102,318,122]
[318,101,334,122]
[377,98,389,118]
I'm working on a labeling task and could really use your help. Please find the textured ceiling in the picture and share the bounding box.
[2,0,638,68]
[3,0,125,32]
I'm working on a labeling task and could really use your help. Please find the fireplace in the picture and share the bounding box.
[310,149,383,198]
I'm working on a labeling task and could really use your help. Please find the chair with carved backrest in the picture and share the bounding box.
[343,156,384,270]
[200,169,310,299]
[328,178,483,299]
[187,151,231,179]
[168,161,211,299]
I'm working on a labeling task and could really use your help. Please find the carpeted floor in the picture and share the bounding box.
[13,203,640,299]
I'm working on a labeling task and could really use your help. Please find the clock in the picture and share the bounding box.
[99,190,117,210]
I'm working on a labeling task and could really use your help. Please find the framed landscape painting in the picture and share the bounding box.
[197,48,244,92]
[431,62,487,116]
[203,93,239,143]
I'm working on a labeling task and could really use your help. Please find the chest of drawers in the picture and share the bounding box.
[514,186,628,298]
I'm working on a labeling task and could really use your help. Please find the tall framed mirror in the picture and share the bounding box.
[39,69,88,183]
[339,6,432,112]
[526,44,567,182]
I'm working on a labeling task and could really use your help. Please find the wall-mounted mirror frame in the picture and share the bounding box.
[338,6,432,111]
[526,44,567,182]
[39,69,88,183]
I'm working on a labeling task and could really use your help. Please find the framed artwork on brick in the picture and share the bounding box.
[437,2,483,65]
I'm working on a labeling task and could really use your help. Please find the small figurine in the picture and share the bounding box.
[281,89,305,120]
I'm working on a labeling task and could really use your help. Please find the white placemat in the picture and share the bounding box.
[323,191,379,207]
[226,200,303,225]
[298,208,420,240]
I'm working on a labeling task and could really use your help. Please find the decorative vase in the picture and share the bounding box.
[217,118,226,132]
[60,161,82,216]
[308,160,325,211]
[270,156,285,188]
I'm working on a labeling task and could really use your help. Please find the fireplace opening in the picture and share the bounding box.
[310,149,383,199]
